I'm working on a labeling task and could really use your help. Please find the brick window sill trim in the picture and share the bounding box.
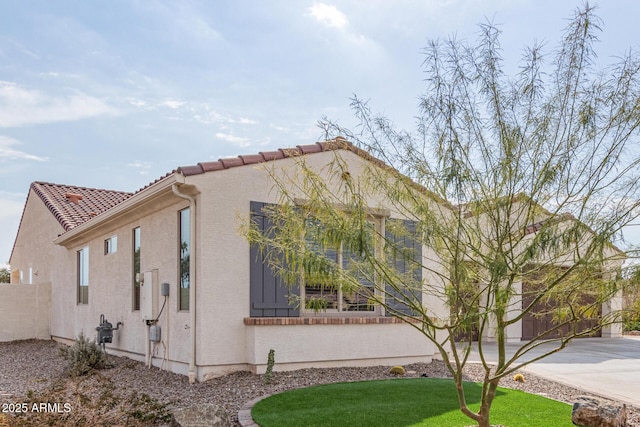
[243,317,421,326]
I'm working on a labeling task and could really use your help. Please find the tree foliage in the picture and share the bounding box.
[0,268,9,283]
[244,5,640,427]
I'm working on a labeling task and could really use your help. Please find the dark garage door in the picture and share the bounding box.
[521,281,601,341]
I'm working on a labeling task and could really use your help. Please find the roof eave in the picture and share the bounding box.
[54,172,185,248]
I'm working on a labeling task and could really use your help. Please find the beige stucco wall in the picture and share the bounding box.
[244,322,434,375]
[10,189,67,285]
[187,149,444,379]
[0,282,51,341]
[9,183,194,372]
[50,192,193,374]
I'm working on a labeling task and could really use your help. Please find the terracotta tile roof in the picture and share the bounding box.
[30,182,133,231]
[523,213,575,236]
[128,139,360,195]
[19,138,361,238]
[10,137,446,263]
[175,137,383,177]
[22,137,435,235]
[19,138,361,235]
[170,137,453,210]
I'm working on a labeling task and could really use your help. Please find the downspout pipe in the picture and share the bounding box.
[172,183,197,383]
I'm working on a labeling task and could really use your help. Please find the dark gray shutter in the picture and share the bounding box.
[385,219,422,316]
[249,201,300,317]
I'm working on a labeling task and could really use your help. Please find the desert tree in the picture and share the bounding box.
[0,267,9,283]
[244,4,640,427]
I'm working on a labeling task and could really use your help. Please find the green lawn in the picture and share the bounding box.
[252,377,573,427]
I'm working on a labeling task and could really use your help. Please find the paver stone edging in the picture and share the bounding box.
[238,395,271,427]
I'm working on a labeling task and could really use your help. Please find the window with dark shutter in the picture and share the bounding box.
[384,219,422,316]
[249,201,300,317]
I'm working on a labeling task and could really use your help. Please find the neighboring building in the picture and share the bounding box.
[7,138,623,382]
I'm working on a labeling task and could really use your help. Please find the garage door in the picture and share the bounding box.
[521,281,601,341]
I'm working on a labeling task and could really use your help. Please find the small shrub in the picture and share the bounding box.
[264,349,275,384]
[513,373,525,383]
[390,365,406,376]
[15,373,172,426]
[59,332,110,377]
[305,296,329,312]
[623,286,640,331]
[624,318,640,332]
[623,299,640,331]
[127,392,173,423]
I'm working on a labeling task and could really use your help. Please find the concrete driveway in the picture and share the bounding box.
[467,336,640,407]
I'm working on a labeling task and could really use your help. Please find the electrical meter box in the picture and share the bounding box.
[161,282,170,297]
[141,269,159,322]
[149,325,161,342]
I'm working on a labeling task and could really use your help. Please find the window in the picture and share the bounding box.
[248,201,423,318]
[383,218,423,316]
[302,217,377,313]
[133,227,141,311]
[179,208,190,311]
[77,247,89,304]
[104,235,118,254]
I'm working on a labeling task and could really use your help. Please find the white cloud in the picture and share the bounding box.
[127,160,152,175]
[258,137,272,146]
[309,3,349,29]
[134,2,222,45]
[215,132,250,147]
[125,99,257,127]
[235,117,257,125]
[0,136,48,161]
[270,124,290,133]
[160,99,187,109]
[126,97,149,109]
[193,108,257,126]
[307,3,376,47]
[0,81,116,128]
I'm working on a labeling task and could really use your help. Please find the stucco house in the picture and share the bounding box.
[8,138,448,382]
[7,137,623,382]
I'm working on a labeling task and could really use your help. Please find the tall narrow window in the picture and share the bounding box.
[133,227,141,310]
[179,208,190,311]
[77,247,89,304]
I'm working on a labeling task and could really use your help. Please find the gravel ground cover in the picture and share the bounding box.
[0,339,637,426]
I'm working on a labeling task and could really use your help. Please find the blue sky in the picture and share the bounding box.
[1,1,639,265]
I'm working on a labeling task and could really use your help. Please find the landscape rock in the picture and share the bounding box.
[572,396,627,427]
[1,341,639,426]
[172,403,233,427]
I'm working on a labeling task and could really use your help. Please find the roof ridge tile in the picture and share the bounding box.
[177,137,354,177]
